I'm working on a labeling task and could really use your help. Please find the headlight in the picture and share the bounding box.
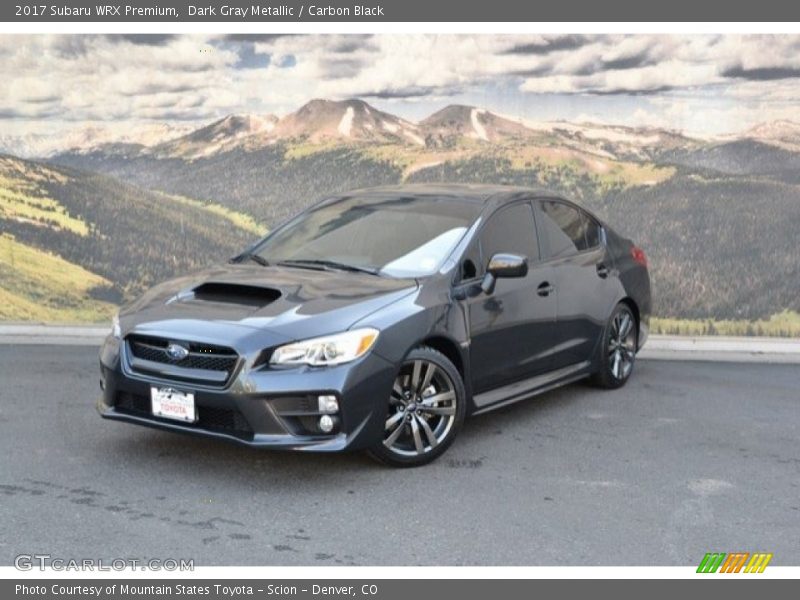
[270,328,379,367]
[111,314,121,339]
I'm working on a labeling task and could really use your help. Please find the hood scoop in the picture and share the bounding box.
[189,282,281,308]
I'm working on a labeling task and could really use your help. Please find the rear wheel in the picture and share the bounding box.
[591,303,637,389]
[367,347,466,468]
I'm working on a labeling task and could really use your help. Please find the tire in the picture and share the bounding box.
[591,303,638,389]
[367,346,466,468]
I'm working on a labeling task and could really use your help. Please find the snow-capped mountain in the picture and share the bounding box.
[0,132,56,159]
[417,105,699,159]
[267,99,424,145]
[534,121,700,160]
[420,105,536,145]
[31,100,800,166]
[739,120,800,151]
[0,122,195,159]
[148,114,279,159]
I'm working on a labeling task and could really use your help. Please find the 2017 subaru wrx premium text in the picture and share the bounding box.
[98,184,651,467]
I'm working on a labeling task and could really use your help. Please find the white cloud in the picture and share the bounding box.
[0,34,800,136]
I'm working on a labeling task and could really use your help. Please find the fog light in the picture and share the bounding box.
[318,394,339,413]
[319,414,335,433]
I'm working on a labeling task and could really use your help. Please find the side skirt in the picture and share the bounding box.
[471,360,592,416]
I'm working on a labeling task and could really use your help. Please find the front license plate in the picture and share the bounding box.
[151,386,196,423]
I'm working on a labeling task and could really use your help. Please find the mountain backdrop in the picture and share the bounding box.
[2,98,799,334]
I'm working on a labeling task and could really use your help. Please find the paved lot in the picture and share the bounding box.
[0,345,798,566]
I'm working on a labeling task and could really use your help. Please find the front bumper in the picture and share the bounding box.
[97,336,396,452]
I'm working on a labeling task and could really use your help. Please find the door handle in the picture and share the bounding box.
[537,282,554,297]
[596,264,609,279]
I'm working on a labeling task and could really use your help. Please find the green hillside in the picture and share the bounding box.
[0,154,263,321]
[600,173,800,320]
[52,138,673,222]
[52,143,404,224]
[0,233,116,322]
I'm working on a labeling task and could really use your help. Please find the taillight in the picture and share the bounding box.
[631,245,648,268]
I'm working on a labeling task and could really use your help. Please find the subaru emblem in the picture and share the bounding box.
[166,343,189,361]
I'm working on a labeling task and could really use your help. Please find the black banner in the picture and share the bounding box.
[3,0,800,22]
[4,580,799,600]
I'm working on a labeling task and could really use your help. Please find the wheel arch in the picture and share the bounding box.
[618,296,641,345]
[417,334,466,380]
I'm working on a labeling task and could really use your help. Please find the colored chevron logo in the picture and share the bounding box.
[697,552,773,573]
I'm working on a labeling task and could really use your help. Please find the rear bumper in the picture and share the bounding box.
[97,335,396,452]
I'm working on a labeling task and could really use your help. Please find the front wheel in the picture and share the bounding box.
[367,347,466,468]
[591,303,638,389]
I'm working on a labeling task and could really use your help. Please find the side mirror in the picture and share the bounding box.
[480,253,528,294]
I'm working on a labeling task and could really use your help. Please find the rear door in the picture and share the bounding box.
[534,199,615,369]
[465,201,557,394]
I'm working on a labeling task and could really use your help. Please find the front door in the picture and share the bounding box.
[465,201,557,394]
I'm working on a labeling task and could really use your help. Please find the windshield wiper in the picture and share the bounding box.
[277,259,380,276]
[232,253,270,267]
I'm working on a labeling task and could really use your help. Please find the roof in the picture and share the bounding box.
[342,183,564,204]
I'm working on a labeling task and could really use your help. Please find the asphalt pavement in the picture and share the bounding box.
[1,345,798,566]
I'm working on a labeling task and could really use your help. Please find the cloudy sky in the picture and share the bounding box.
[2,33,800,138]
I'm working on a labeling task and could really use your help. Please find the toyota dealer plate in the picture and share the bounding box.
[151,386,196,423]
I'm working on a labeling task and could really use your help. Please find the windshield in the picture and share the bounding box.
[252,195,483,277]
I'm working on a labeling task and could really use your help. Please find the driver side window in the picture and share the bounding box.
[471,202,539,278]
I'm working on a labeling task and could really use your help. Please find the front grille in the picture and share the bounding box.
[126,335,239,387]
[115,391,253,440]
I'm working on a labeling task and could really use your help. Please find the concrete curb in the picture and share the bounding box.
[637,339,800,364]
[0,324,109,346]
[1,324,799,363]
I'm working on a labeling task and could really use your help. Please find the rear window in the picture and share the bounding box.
[539,201,585,257]
[538,201,601,257]
[583,213,602,248]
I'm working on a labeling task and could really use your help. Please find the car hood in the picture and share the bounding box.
[120,263,418,347]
